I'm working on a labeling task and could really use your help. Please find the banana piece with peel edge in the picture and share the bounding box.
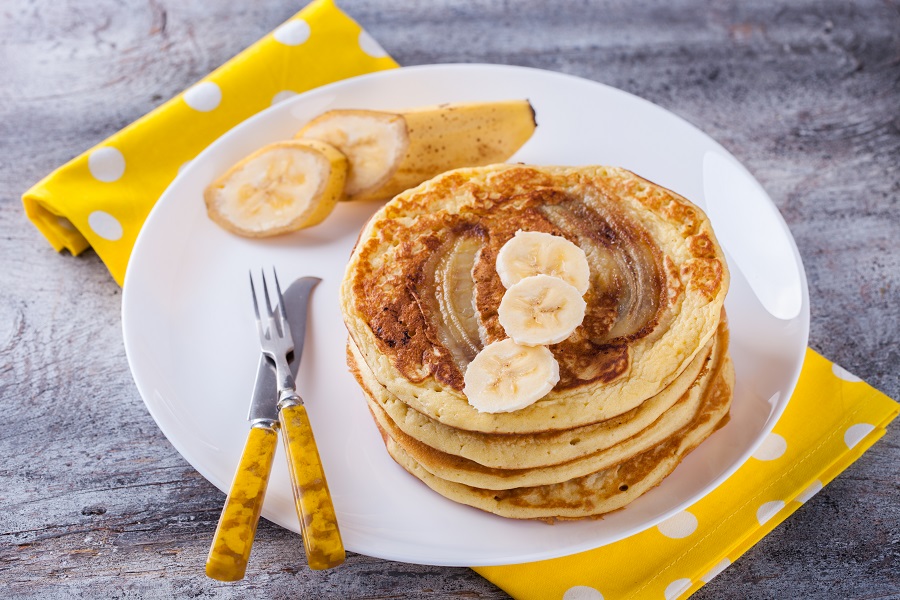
[463,339,560,413]
[204,139,348,237]
[295,100,537,202]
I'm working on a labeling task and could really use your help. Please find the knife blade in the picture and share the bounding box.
[248,276,320,424]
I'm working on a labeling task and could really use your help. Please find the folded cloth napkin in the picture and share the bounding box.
[476,350,898,600]
[21,0,397,285]
[23,3,898,598]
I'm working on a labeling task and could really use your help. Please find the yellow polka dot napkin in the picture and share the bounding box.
[21,0,397,285]
[475,349,898,600]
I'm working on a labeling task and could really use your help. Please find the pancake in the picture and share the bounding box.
[362,325,727,489]
[379,354,734,520]
[341,164,729,433]
[347,317,726,470]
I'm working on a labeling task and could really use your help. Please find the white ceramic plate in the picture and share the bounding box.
[122,64,809,566]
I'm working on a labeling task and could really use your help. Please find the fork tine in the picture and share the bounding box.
[272,267,287,322]
[249,270,264,339]
[261,268,275,319]
[261,267,285,339]
[273,268,290,333]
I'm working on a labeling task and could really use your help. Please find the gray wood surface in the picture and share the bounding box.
[1,0,898,598]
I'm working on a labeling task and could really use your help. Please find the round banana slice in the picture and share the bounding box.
[495,230,591,294]
[463,338,560,413]
[204,139,348,237]
[498,274,587,346]
[296,109,407,200]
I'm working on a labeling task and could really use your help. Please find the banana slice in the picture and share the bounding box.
[296,100,536,202]
[496,230,591,294]
[204,140,348,237]
[463,338,560,413]
[294,110,407,199]
[498,274,587,346]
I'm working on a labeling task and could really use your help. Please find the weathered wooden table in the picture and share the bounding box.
[2,1,897,598]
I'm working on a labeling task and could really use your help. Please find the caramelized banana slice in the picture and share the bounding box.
[204,140,348,237]
[296,100,536,202]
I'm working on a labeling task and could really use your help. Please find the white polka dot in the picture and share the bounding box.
[700,558,731,583]
[752,432,787,461]
[657,511,698,539]
[358,30,388,57]
[832,363,862,382]
[88,146,126,182]
[271,90,298,106]
[756,500,785,526]
[796,480,823,504]
[56,216,76,231]
[664,578,692,600]
[88,211,123,241]
[844,423,875,449]
[183,81,221,112]
[562,585,603,600]
[273,19,310,46]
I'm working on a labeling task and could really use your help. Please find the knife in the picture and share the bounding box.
[206,276,344,581]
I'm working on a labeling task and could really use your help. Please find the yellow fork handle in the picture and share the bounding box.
[279,403,346,570]
[206,424,278,581]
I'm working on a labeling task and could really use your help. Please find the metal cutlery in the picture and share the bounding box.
[205,269,344,581]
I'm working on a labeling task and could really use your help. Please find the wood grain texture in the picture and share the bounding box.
[0,0,897,598]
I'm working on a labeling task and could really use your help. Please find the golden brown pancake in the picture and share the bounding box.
[362,326,726,489]
[347,316,726,471]
[341,164,729,433]
[379,355,733,520]
[342,164,733,520]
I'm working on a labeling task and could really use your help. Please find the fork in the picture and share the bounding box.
[205,269,344,581]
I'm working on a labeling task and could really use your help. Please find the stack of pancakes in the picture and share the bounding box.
[341,165,732,520]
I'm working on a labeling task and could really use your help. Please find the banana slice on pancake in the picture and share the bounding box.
[463,339,560,413]
[496,230,591,294]
[296,100,536,202]
[498,274,587,346]
[204,140,348,237]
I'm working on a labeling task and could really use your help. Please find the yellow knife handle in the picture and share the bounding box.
[205,423,278,581]
[278,402,346,570]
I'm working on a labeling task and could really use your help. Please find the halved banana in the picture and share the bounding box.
[498,274,587,346]
[296,100,536,202]
[495,230,591,294]
[204,139,348,237]
[463,338,560,413]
